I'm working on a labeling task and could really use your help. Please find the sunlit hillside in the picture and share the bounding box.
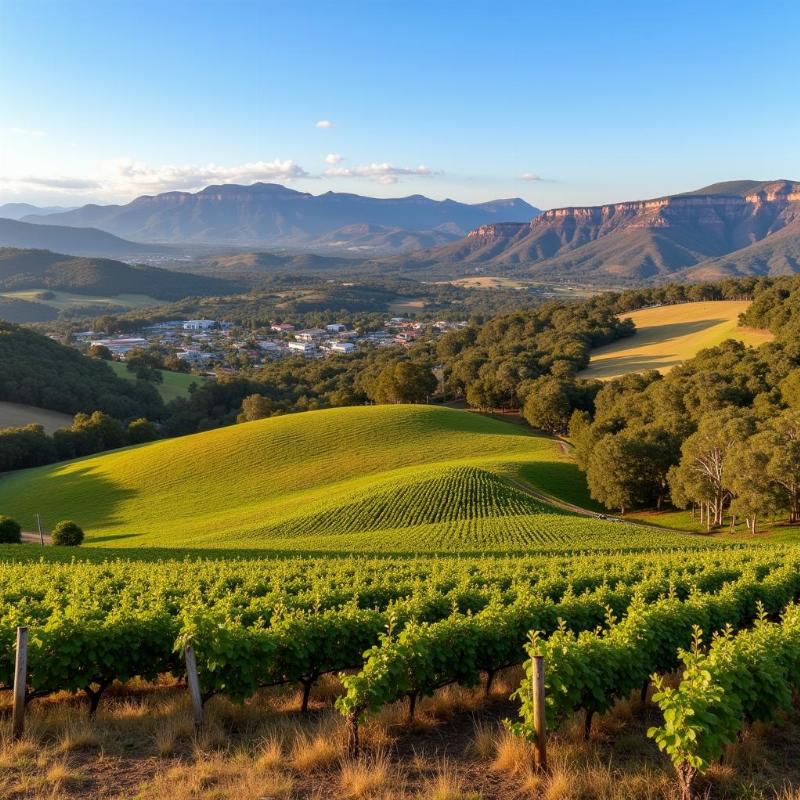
[0,405,684,552]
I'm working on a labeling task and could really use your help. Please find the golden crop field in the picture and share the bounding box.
[580,300,774,380]
[0,404,680,552]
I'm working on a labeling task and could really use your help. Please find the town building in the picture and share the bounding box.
[287,341,317,357]
[329,341,355,354]
[295,328,327,342]
[182,319,217,331]
[89,337,148,357]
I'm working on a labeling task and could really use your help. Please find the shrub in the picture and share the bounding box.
[51,520,84,546]
[0,516,21,544]
[128,417,159,444]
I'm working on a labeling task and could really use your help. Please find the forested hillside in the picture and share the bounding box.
[564,274,800,525]
[0,321,163,419]
[0,248,239,301]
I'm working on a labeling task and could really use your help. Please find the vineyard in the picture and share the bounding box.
[3,544,800,797]
[2,407,800,797]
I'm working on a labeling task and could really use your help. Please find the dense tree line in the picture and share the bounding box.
[0,321,164,420]
[0,412,158,472]
[569,331,800,528]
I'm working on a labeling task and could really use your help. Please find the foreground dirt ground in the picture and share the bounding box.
[2,670,800,800]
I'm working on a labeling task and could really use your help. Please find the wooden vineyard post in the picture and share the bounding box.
[532,654,547,772]
[12,627,28,739]
[184,642,204,728]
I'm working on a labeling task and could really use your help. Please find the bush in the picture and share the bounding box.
[127,417,159,444]
[0,516,21,544]
[51,520,84,546]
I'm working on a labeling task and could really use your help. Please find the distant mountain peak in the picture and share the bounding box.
[25,182,540,252]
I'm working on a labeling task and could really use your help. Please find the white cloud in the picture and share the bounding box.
[109,158,308,192]
[0,155,439,200]
[1,158,309,198]
[323,162,434,184]
[21,176,102,190]
[315,120,333,129]
[521,172,543,182]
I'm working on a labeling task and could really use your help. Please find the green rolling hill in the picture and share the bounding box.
[0,405,697,553]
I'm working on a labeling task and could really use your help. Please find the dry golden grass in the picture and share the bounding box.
[469,718,498,761]
[581,300,774,380]
[56,717,101,752]
[338,752,394,799]
[1,676,800,799]
[425,685,483,721]
[144,751,295,800]
[491,728,533,777]
[289,721,344,772]
[255,734,285,771]
[418,758,478,800]
[44,758,87,789]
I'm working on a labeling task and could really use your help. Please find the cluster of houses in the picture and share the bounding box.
[71,316,466,373]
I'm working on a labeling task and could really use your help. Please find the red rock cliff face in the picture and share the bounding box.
[466,222,528,240]
[426,180,800,278]
[468,181,800,244]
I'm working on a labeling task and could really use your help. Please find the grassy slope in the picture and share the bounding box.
[0,401,72,433]
[580,301,773,380]
[0,405,694,553]
[107,360,206,403]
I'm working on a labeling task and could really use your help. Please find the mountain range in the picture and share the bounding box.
[21,183,539,252]
[7,180,800,283]
[0,203,77,220]
[402,179,800,280]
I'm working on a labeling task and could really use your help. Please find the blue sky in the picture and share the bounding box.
[1,0,799,209]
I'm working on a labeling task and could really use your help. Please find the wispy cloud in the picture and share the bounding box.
[110,158,308,191]
[21,176,102,190]
[324,162,434,185]
[1,158,309,197]
[0,155,439,199]
[521,172,544,182]
[315,119,333,129]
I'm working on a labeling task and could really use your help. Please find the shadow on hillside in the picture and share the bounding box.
[515,461,602,511]
[586,318,730,373]
[630,317,726,344]
[15,465,139,533]
[586,353,681,375]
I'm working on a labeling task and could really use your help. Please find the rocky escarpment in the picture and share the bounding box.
[413,180,800,280]
[467,222,529,240]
